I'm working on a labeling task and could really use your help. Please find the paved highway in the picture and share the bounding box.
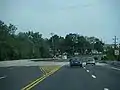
[0,63,120,90]
[32,64,120,90]
[0,66,42,90]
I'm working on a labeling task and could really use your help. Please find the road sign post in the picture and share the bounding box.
[114,50,119,60]
[114,50,119,56]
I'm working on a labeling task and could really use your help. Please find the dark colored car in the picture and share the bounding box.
[69,58,82,67]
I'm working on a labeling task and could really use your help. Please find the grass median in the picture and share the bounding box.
[40,65,61,75]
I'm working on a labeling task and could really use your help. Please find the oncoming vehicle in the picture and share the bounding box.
[69,58,83,67]
[86,58,96,65]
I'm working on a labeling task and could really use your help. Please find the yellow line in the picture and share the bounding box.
[21,68,46,90]
[21,66,61,90]
[26,75,48,90]
[26,67,60,90]
[40,68,43,73]
[40,67,46,75]
[41,67,47,75]
[21,75,46,90]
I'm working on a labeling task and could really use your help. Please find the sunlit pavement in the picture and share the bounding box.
[0,62,120,90]
[0,60,68,67]
[0,59,107,67]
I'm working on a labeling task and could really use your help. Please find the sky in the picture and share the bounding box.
[0,0,120,44]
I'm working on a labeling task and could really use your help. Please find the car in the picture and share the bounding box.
[86,59,95,65]
[69,58,83,67]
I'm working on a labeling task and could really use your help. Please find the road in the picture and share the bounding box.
[0,66,42,90]
[0,63,120,90]
[32,64,120,90]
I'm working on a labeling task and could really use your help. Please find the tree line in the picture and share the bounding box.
[1,20,117,61]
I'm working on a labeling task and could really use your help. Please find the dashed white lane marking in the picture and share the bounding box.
[86,70,89,72]
[0,75,7,80]
[104,88,109,90]
[83,67,86,69]
[91,75,96,78]
[111,67,120,71]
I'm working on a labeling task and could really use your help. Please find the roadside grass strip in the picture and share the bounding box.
[40,66,61,75]
[21,65,61,90]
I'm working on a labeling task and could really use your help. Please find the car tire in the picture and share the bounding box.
[92,63,95,65]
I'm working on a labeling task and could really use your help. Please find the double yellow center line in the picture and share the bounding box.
[21,66,61,90]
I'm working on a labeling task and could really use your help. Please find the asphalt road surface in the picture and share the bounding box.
[0,66,42,90]
[0,64,120,90]
[32,64,120,90]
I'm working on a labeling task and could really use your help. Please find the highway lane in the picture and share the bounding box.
[0,63,120,90]
[0,66,42,90]
[33,65,94,90]
[85,64,120,90]
[32,64,120,90]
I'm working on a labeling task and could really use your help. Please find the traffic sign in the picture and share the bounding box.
[114,50,119,55]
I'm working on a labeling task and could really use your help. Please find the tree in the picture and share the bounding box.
[8,24,17,35]
[104,47,115,60]
[94,40,104,52]
[0,20,18,60]
[0,20,106,61]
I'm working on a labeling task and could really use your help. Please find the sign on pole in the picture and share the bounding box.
[114,50,119,55]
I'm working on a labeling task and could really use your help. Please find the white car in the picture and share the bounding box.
[86,59,95,65]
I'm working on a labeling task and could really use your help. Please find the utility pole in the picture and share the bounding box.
[28,37,35,58]
[113,36,119,60]
[113,36,117,49]
[50,33,55,58]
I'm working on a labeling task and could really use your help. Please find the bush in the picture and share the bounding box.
[94,57,98,60]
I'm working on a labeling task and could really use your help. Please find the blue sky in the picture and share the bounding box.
[0,0,120,44]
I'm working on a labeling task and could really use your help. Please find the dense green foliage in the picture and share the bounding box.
[103,46,120,60]
[0,20,109,61]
